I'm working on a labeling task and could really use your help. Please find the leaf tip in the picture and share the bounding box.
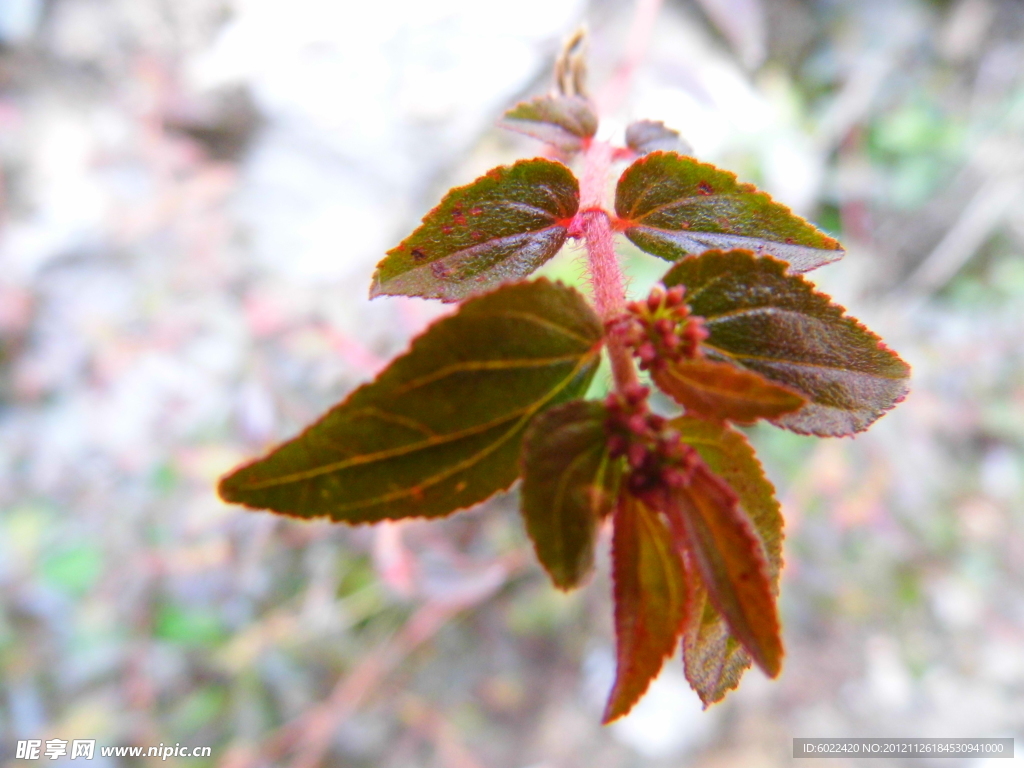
[216,474,235,504]
[216,465,248,507]
[753,640,783,678]
[368,276,384,300]
[601,685,644,724]
[601,702,625,725]
[601,657,664,723]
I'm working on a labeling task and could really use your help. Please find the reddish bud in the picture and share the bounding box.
[627,443,647,469]
[607,434,628,458]
[622,285,706,371]
[647,287,664,313]
[623,384,649,405]
[627,414,649,435]
[637,342,657,366]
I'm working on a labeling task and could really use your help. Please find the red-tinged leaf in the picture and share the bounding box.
[652,357,806,423]
[672,419,782,576]
[666,462,782,677]
[520,400,620,590]
[500,95,598,152]
[615,152,843,273]
[625,120,692,156]
[219,280,603,523]
[604,493,689,723]
[662,250,911,436]
[372,159,579,302]
[672,418,783,704]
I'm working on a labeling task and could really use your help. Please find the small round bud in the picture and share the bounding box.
[623,384,649,405]
[647,287,664,313]
[627,443,647,469]
[646,413,666,431]
[607,434,628,457]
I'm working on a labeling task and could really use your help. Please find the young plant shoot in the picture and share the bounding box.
[219,38,909,721]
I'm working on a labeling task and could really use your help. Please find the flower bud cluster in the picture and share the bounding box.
[604,384,699,497]
[609,285,708,372]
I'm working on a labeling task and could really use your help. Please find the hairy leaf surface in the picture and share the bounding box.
[662,250,911,436]
[668,462,782,677]
[500,95,598,152]
[520,400,619,590]
[219,280,602,523]
[372,159,579,302]
[615,152,843,273]
[673,418,783,704]
[605,493,689,723]
[625,120,692,156]
[652,357,806,423]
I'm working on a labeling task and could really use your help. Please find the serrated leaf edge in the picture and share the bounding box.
[219,280,603,523]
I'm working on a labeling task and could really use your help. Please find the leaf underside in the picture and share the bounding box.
[520,400,619,590]
[615,152,843,273]
[652,357,806,423]
[372,159,580,302]
[662,250,911,436]
[219,280,603,524]
[500,95,598,152]
[668,462,782,678]
[605,493,688,723]
[673,418,783,705]
[625,120,692,156]
[681,584,751,707]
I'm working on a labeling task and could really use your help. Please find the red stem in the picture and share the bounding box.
[577,140,638,392]
[575,0,667,394]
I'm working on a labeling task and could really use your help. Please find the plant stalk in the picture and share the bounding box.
[578,139,638,392]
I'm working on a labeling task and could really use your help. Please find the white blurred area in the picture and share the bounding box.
[187,0,588,281]
[1,0,1023,765]
[0,0,829,284]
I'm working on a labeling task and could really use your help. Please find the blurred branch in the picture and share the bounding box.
[900,174,1024,302]
[219,551,526,768]
[816,50,898,153]
[597,0,664,116]
[401,695,488,768]
[693,0,766,70]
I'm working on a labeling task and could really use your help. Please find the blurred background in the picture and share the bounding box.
[0,0,1022,766]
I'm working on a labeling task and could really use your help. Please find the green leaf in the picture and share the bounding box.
[625,120,692,156]
[500,95,598,152]
[155,604,227,647]
[672,418,783,705]
[372,159,580,302]
[615,152,843,273]
[41,543,103,596]
[219,280,603,523]
[520,400,619,590]
[651,357,806,423]
[604,492,689,723]
[662,250,911,436]
[668,462,782,677]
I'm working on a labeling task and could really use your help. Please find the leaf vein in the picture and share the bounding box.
[390,355,581,396]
